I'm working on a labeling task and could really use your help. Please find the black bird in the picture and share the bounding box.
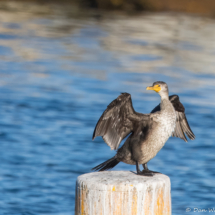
[92,81,195,176]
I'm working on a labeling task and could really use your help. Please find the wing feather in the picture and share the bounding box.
[93,93,147,150]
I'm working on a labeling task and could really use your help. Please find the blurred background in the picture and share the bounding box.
[0,0,215,215]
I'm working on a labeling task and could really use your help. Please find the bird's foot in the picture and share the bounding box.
[137,169,160,177]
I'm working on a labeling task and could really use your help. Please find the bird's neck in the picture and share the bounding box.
[159,92,170,110]
[159,91,169,101]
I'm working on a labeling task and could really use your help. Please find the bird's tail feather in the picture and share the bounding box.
[92,156,119,171]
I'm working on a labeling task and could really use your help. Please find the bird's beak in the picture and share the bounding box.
[146,85,161,93]
[146,86,154,91]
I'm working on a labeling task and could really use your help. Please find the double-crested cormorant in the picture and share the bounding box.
[92,81,195,176]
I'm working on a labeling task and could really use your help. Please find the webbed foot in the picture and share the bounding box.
[137,170,154,176]
[138,169,161,176]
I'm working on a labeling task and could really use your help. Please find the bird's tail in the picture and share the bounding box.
[92,156,120,171]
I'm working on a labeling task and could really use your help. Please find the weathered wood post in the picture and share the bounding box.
[75,171,171,215]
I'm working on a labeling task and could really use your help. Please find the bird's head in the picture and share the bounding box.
[146,81,169,98]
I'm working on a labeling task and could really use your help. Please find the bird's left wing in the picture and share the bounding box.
[93,93,149,150]
[151,95,195,142]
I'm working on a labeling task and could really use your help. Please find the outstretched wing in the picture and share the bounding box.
[151,95,195,142]
[93,93,148,150]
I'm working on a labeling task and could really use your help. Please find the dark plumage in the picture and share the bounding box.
[92,156,119,171]
[92,82,195,176]
[92,92,149,150]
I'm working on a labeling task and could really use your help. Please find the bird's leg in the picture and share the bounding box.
[143,163,149,170]
[136,162,153,176]
[136,161,141,174]
[142,163,160,174]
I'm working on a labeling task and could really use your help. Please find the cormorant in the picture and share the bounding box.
[92,81,195,176]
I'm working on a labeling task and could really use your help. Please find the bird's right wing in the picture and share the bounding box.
[169,95,195,142]
[92,93,149,150]
[151,95,195,142]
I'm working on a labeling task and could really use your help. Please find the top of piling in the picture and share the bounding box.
[77,171,170,192]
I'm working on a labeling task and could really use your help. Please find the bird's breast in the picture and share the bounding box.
[145,109,176,154]
[159,110,176,137]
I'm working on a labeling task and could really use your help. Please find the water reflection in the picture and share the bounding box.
[0,2,214,215]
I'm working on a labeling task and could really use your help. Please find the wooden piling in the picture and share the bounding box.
[75,171,171,215]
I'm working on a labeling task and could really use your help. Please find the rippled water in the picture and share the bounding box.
[0,2,215,215]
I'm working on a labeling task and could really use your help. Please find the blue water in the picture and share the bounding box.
[0,3,215,214]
